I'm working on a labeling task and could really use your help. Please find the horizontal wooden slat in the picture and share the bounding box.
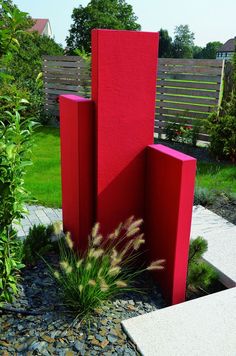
[157,79,220,90]
[45,88,79,95]
[43,55,82,61]
[44,73,80,80]
[158,72,221,82]
[156,101,215,112]
[44,77,81,85]
[157,86,219,98]
[156,108,210,119]
[159,65,221,75]
[43,67,80,74]
[46,83,79,91]
[155,116,207,126]
[43,61,81,68]
[158,58,223,67]
[156,94,217,105]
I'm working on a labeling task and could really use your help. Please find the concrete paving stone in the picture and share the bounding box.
[191,205,236,288]
[191,205,235,236]
[122,288,236,356]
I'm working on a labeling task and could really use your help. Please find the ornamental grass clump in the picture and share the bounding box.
[50,217,164,317]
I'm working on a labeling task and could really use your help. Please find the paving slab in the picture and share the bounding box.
[14,205,62,238]
[191,205,236,287]
[122,288,236,356]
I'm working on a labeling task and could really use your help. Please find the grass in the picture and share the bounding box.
[25,127,236,208]
[25,126,61,208]
[196,162,236,194]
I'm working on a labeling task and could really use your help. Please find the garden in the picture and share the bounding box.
[0,1,236,355]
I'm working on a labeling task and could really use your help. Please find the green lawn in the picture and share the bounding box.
[25,127,236,208]
[196,162,236,194]
[25,127,61,207]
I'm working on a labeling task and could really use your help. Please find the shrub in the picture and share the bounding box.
[187,236,218,294]
[194,187,216,206]
[22,224,55,266]
[49,217,165,318]
[165,119,200,146]
[206,113,236,162]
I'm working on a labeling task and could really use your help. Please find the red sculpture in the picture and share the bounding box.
[60,29,196,305]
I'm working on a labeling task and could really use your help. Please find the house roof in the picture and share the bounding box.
[30,19,49,35]
[218,38,236,53]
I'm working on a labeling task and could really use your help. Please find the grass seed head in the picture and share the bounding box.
[92,222,100,238]
[116,280,127,288]
[65,232,73,249]
[88,279,96,286]
[146,259,165,271]
[53,221,63,235]
[108,266,121,276]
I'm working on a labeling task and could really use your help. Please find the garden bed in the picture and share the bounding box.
[0,254,165,355]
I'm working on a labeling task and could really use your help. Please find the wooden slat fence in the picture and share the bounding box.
[42,55,90,115]
[43,56,226,143]
[156,58,225,142]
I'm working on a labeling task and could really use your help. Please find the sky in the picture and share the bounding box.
[14,0,235,48]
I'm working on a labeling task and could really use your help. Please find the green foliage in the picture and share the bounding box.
[66,0,141,53]
[194,187,216,206]
[22,224,54,266]
[187,237,218,294]
[0,104,36,304]
[49,218,164,318]
[159,29,173,58]
[206,52,236,162]
[194,41,222,59]
[172,25,195,58]
[0,1,36,305]
[165,119,200,146]
[206,113,236,162]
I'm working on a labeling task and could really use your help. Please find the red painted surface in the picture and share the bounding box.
[145,144,196,305]
[92,29,159,235]
[60,95,95,250]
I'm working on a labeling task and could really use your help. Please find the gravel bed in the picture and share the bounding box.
[0,255,166,355]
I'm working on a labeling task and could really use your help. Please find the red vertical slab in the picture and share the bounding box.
[92,29,159,235]
[145,144,196,305]
[60,95,95,250]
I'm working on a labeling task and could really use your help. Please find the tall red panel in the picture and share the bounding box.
[60,95,95,249]
[92,29,159,235]
[145,144,196,305]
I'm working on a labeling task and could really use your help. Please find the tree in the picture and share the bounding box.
[66,0,141,53]
[159,28,173,58]
[172,25,195,58]
[196,41,222,59]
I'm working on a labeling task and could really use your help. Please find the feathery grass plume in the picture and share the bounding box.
[65,232,73,249]
[111,257,122,267]
[53,271,60,279]
[126,227,141,237]
[111,248,118,260]
[79,285,83,293]
[60,260,69,271]
[133,234,145,250]
[88,279,96,286]
[65,265,72,274]
[108,266,121,276]
[91,222,100,238]
[53,221,63,235]
[93,234,103,246]
[116,280,127,288]
[92,248,104,259]
[146,259,165,271]
[124,215,135,229]
[114,222,123,237]
[127,218,143,232]
[100,279,109,292]
[76,259,83,268]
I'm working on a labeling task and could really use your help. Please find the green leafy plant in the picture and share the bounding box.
[49,217,165,318]
[0,105,36,304]
[194,187,216,206]
[22,224,55,266]
[206,53,236,162]
[187,236,218,295]
[165,118,200,146]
